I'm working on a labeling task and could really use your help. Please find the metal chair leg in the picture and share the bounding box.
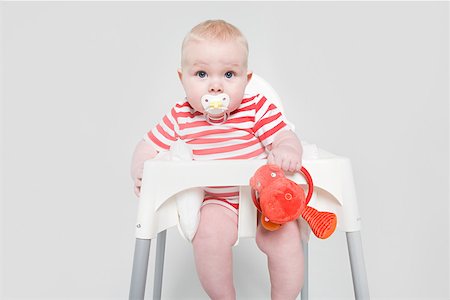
[129,238,152,300]
[346,231,370,300]
[153,230,167,300]
[301,241,309,300]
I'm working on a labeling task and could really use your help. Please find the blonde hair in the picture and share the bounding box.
[181,19,249,66]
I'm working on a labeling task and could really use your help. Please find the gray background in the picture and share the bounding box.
[1,1,449,299]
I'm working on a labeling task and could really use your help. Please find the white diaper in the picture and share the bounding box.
[168,139,204,242]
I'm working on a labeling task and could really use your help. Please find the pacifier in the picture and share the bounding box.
[200,93,230,125]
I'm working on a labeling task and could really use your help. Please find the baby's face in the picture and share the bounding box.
[178,39,252,115]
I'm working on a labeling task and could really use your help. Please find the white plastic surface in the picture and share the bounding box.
[135,149,362,241]
[245,73,284,112]
[245,73,296,131]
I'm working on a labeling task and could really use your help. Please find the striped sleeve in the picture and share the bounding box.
[144,105,179,152]
[253,94,292,147]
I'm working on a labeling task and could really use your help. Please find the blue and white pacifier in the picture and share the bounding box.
[201,93,230,125]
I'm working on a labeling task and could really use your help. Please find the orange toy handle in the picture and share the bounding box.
[299,167,338,239]
[300,167,338,239]
[300,166,314,206]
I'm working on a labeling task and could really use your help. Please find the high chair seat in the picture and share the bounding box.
[129,74,369,299]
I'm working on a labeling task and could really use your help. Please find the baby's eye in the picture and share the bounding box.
[196,71,207,78]
[224,71,234,79]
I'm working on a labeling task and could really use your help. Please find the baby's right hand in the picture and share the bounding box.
[130,140,158,198]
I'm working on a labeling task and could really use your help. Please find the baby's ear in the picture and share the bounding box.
[247,71,253,82]
[177,69,183,81]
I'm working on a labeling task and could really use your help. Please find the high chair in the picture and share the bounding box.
[129,74,370,300]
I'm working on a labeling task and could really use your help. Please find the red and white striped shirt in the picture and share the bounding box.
[145,93,292,214]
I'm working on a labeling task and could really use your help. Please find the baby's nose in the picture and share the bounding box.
[208,83,223,94]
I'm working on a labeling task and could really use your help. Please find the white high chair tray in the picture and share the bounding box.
[135,145,361,241]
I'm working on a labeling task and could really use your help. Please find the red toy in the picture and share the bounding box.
[250,164,337,239]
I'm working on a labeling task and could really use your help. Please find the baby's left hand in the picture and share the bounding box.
[268,144,302,173]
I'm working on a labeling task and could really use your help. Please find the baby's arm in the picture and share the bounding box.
[267,130,303,173]
[130,139,158,197]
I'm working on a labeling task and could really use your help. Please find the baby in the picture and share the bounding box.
[131,20,304,300]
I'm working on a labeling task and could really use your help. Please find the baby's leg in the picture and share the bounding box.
[192,204,238,300]
[256,220,304,300]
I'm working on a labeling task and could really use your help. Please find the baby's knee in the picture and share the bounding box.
[256,221,302,255]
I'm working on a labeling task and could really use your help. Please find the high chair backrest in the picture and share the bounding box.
[245,73,285,112]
